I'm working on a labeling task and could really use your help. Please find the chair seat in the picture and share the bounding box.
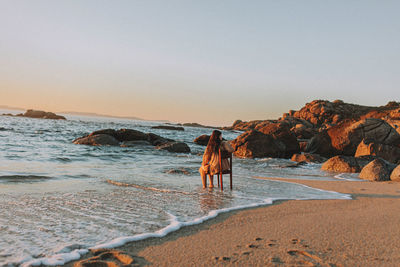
[220,170,231,174]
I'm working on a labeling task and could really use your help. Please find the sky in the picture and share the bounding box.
[0,1,399,126]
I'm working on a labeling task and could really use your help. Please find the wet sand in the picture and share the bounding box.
[69,178,400,267]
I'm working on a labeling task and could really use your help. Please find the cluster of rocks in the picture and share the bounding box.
[73,128,190,153]
[2,109,66,120]
[224,100,400,182]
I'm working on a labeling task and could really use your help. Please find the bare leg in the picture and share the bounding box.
[199,168,207,189]
[208,175,214,188]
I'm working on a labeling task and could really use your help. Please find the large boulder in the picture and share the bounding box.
[355,139,400,164]
[306,131,336,157]
[231,130,285,158]
[328,118,400,156]
[156,142,191,153]
[115,129,149,142]
[73,134,120,146]
[359,158,394,181]
[307,118,400,157]
[321,155,362,173]
[390,165,400,181]
[257,122,300,158]
[193,135,210,146]
[291,153,326,163]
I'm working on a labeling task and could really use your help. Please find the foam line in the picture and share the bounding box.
[21,198,275,267]
[19,181,351,267]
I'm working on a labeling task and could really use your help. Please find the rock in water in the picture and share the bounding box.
[23,109,66,120]
[359,158,394,181]
[193,135,210,146]
[115,129,149,142]
[73,134,120,146]
[151,125,185,131]
[231,130,285,158]
[156,142,191,153]
[390,165,400,181]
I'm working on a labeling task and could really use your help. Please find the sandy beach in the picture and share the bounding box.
[67,178,400,267]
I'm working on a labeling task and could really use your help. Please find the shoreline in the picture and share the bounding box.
[65,178,400,267]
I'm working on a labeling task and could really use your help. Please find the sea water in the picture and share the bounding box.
[0,111,356,266]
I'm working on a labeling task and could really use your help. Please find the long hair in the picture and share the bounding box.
[202,130,222,165]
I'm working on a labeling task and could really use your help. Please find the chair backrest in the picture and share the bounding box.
[218,148,232,172]
[219,149,231,159]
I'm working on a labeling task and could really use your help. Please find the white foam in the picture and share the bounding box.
[334,173,362,181]
[16,181,351,267]
[21,249,88,267]
[91,198,274,250]
[20,198,274,267]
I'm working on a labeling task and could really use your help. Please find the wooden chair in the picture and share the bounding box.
[217,148,233,191]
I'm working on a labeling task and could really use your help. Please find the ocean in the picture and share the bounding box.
[0,110,357,266]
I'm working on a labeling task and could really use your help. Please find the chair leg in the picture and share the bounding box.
[217,174,220,187]
[230,172,232,190]
[220,173,223,191]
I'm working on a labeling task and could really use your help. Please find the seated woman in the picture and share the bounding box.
[199,130,234,188]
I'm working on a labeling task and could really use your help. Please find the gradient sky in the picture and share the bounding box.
[1,1,399,126]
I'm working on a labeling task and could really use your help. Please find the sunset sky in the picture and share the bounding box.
[1,1,399,126]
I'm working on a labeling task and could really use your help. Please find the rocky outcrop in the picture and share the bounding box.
[355,139,400,164]
[359,158,395,181]
[390,165,400,181]
[291,153,326,163]
[231,130,285,158]
[225,101,400,132]
[11,109,67,120]
[308,118,400,157]
[151,125,185,131]
[330,118,400,155]
[73,134,120,146]
[193,135,210,146]
[156,142,190,153]
[73,128,190,153]
[305,131,336,157]
[257,122,300,157]
[224,100,400,160]
[321,155,362,173]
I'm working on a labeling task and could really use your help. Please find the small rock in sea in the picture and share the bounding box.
[164,168,191,175]
[73,134,120,146]
[156,142,191,153]
[193,135,210,146]
[151,125,185,131]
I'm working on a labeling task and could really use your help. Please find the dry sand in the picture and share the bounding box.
[69,178,400,267]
